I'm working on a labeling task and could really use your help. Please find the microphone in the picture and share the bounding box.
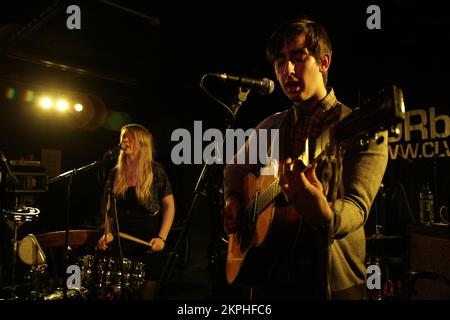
[208,73,275,95]
[0,151,19,185]
[103,143,126,159]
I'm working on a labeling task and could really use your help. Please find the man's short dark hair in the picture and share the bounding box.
[266,18,333,85]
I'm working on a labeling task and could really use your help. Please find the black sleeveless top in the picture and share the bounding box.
[106,162,173,257]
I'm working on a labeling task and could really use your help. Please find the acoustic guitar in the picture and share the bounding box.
[226,85,405,285]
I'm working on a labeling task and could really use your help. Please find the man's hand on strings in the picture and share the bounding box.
[280,158,332,228]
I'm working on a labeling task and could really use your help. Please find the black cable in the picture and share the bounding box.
[199,74,236,121]
[398,183,417,224]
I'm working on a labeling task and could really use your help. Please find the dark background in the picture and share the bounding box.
[1,0,449,298]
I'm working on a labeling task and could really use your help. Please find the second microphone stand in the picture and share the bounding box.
[46,155,116,300]
[157,86,250,296]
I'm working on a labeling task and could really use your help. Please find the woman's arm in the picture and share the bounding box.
[158,194,175,241]
[149,194,175,251]
[98,195,114,250]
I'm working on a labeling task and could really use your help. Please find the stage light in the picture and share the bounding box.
[74,103,83,112]
[24,90,35,103]
[56,100,69,111]
[40,97,52,109]
[5,87,15,100]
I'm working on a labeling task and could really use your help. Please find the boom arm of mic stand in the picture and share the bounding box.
[46,160,104,185]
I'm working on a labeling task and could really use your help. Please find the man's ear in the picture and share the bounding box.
[319,54,331,73]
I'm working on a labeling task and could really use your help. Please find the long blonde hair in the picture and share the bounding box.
[113,124,154,204]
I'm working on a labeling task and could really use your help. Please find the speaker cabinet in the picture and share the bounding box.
[408,224,450,299]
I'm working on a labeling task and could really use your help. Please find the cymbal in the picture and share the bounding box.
[35,229,103,248]
[366,256,405,265]
[366,233,404,241]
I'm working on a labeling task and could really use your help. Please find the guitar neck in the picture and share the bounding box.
[254,178,282,214]
[248,131,329,216]
[246,84,405,219]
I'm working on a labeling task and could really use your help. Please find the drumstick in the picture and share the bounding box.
[118,232,152,248]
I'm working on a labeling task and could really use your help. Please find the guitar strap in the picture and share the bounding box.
[277,107,294,162]
[275,108,304,254]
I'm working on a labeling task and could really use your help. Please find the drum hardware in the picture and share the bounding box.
[2,206,40,299]
[77,254,145,299]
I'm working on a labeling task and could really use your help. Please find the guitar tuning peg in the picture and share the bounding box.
[359,136,371,149]
[388,125,401,139]
[374,133,385,145]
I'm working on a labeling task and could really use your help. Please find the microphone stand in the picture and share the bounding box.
[0,151,20,299]
[157,86,250,296]
[107,191,126,299]
[46,156,114,300]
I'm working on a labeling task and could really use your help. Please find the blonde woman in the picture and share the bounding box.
[98,124,175,299]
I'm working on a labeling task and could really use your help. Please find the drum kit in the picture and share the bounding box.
[1,205,148,300]
[365,226,406,300]
[78,255,146,297]
[0,152,152,300]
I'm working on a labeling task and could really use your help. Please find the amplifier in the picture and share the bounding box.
[408,224,450,299]
[6,160,47,193]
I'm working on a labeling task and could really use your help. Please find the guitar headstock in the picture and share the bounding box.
[336,85,406,144]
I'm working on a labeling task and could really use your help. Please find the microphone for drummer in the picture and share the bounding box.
[0,151,19,185]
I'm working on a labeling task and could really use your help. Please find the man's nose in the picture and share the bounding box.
[284,60,295,76]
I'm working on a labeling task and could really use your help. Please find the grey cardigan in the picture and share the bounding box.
[224,101,389,299]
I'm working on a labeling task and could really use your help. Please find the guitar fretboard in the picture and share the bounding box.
[245,129,332,219]
[256,178,281,214]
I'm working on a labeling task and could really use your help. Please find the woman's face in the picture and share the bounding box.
[121,129,138,157]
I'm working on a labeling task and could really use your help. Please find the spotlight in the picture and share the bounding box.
[40,97,52,109]
[56,100,69,112]
[74,103,83,112]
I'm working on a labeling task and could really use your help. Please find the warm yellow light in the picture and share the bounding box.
[56,100,69,111]
[40,97,53,109]
[74,103,83,112]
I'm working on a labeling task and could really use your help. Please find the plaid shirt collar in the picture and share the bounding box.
[292,88,337,125]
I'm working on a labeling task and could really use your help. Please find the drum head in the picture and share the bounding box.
[18,234,46,265]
